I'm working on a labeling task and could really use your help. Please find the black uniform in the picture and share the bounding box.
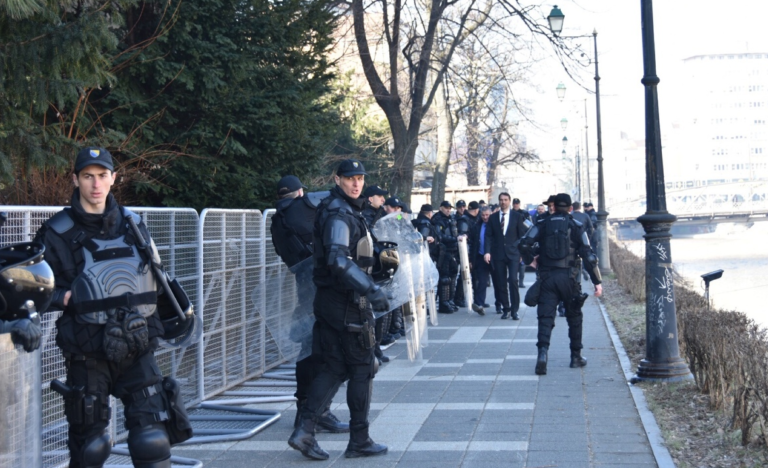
[453,212,474,307]
[361,204,386,228]
[431,211,459,312]
[520,210,601,374]
[289,185,388,460]
[412,214,440,261]
[514,208,531,287]
[270,192,348,433]
[35,190,191,468]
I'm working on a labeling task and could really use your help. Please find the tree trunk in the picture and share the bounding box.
[465,113,481,186]
[486,133,502,187]
[432,81,453,206]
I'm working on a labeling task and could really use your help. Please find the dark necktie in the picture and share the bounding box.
[501,211,506,235]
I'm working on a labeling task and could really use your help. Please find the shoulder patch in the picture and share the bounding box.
[47,209,75,234]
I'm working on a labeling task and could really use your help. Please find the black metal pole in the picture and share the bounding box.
[631,0,692,383]
[593,30,611,272]
[584,99,592,202]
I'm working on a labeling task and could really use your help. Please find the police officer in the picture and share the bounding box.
[412,204,439,259]
[269,175,348,433]
[381,197,406,341]
[519,193,603,376]
[288,159,389,460]
[361,185,388,227]
[432,201,459,313]
[35,147,195,468]
[453,200,473,308]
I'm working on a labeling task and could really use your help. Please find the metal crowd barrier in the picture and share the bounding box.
[0,205,301,467]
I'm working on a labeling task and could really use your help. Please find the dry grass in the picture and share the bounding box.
[602,241,768,467]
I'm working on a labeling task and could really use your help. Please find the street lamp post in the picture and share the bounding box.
[631,0,692,383]
[592,30,611,273]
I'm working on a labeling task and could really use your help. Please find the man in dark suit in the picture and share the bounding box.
[469,206,492,315]
[483,192,527,320]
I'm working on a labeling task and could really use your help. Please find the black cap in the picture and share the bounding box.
[277,175,307,195]
[478,200,486,205]
[584,202,593,208]
[468,201,479,210]
[554,193,572,207]
[456,200,466,208]
[420,204,433,212]
[512,198,521,204]
[439,201,452,208]
[545,195,557,204]
[384,196,404,208]
[336,159,367,177]
[363,185,388,198]
[75,146,114,173]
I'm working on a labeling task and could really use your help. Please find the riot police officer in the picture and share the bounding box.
[453,200,474,308]
[269,175,348,433]
[288,159,389,460]
[361,185,388,227]
[35,147,195,468]
[519,193,603,376]
[412,204,439,261]
[431,201,459,313]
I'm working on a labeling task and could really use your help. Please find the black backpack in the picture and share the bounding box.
[542,215,571,262]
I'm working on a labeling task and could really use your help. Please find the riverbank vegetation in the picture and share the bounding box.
[603,240,768,467]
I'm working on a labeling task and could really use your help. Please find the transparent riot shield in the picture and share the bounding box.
[255,257,316,362]
[457,236,474,314]
[0,336,42,468]
[372,213,439,360]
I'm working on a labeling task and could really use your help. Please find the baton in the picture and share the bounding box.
[126,215,187,322]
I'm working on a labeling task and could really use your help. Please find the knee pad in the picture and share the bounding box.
[128,423,171,468]
[80,432,111,468]
[372,357,379,377]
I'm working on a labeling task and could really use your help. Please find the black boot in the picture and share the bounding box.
[511,311,519,320]
[294,399,306,429]
[535,347,548,375]
[288,417,329,460]
[570,350,588,368]
[317,409,350,433]
[345,423,388,458]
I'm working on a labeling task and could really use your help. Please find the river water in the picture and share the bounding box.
[621,222,768,328]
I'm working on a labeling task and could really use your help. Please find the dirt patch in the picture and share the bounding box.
[600,275,768,468]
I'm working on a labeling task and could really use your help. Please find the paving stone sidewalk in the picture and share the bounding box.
[174,282,665,467]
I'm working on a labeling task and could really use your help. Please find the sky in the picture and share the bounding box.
[519,0,768,163]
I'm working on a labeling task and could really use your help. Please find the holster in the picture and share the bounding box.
[51,378,110,426]
[570,293,589,311]
[161,377,193,446]
[347,320,375,350]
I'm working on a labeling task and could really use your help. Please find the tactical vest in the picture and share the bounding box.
[312,193,373,290]
[538,214,577,270]
[48,208,158,324]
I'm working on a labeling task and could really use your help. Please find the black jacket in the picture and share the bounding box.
[431,211,458,251]
[484,209,527,261]
[413,214,440,260]
[34,190,164,357]
[271,195,316,268]
[362,204,386,229]
[571,211,594,239]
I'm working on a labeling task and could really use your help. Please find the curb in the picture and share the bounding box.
[596,296,677,468]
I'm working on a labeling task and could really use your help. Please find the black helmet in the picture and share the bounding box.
[0,242,55,319]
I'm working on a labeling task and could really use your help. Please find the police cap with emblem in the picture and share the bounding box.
[455,200,466,208]
[337,159,368,177]
[384,197,404,208]
[75,146,114,173]
[439,201,452,208]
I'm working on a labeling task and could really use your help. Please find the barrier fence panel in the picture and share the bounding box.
[198,209,265,400]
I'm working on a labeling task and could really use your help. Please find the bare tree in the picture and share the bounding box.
[348,0,583,204]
